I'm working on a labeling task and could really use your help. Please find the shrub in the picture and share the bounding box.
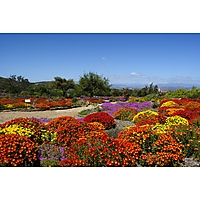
[165,116,189,127]
[152,116,189,135]
[78,106,101,117]
[160,101,179,108]
[0,124,35,137]
[46,116,78,130]
[60,132,117,167]
[152,132,184,166]
[89,122,105,130]
[0,134,38,166]
[117,125,184,166]
[113,108,138,121]
[83,112,115,129]
[38,143,67,167]
[134,116,159,126]
[35,102,50,110]
[0,117,55,145]
[47,116,109,148]
[172,125,200,160]
[132,110,158,125]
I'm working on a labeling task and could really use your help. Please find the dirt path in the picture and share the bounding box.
[0,105,96,124]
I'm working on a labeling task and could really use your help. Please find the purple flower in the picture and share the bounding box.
[101,101,152,116]
[76,117,84,122]
[29,117,50,123]
[38,143,67,167]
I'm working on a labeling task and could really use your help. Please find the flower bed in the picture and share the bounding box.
[0,98,200,167]
[0,97,74,111]
[101,101,152,116]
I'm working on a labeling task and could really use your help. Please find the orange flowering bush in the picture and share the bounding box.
[47,116,108,147]
[134,116,159,126]
[83,112,115,129]
[89,122,105,130]
[116,125,156,166]
[34,102,50,110]
[113,108,138,121]
[152,132,184,166]
[0,134,38,166]
[60,131,117,167]
[172,125,200,160]
[116,125,184,166]
[60,125,151,167]
[46,116,78,130]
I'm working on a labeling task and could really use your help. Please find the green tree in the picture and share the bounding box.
[53,77,75,97]
[148,82,154,94]
[131,88,140,96]
[139,87,148,97]
[111,88,123,96]
[79,72,111,97]
[7,75,30,95]
[153,84,159,94]
[28,83,52,97]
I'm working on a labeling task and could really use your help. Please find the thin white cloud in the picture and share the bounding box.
[131,72,140,76]
[102,57,106,60]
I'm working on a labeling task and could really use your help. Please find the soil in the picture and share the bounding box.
[0,105,96,124]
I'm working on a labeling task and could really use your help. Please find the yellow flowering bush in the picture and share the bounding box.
[152,116,189,134]
[40,129,57,143]
[132,110,158,124]
[165,116,189,127]
[152,123,171,134]
[160,101,179,108]
[0,124,56,143]
[0,124,35,137]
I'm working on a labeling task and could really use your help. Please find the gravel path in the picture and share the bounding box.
[0,105,96,124]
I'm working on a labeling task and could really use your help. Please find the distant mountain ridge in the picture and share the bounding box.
[111,83,200,91]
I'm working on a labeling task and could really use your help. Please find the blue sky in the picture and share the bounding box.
[0,33,200,86]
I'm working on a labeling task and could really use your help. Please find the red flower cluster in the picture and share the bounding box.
[83,112,115,129]
[159,98,200,123]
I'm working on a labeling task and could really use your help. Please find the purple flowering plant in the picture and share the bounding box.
[29,117,51,124]
[100,102,152,116]
[38,143,67,167]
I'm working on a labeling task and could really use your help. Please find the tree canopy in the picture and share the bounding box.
[5,75,30,95]
[78,72,111,97]
[53,77,75,97]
